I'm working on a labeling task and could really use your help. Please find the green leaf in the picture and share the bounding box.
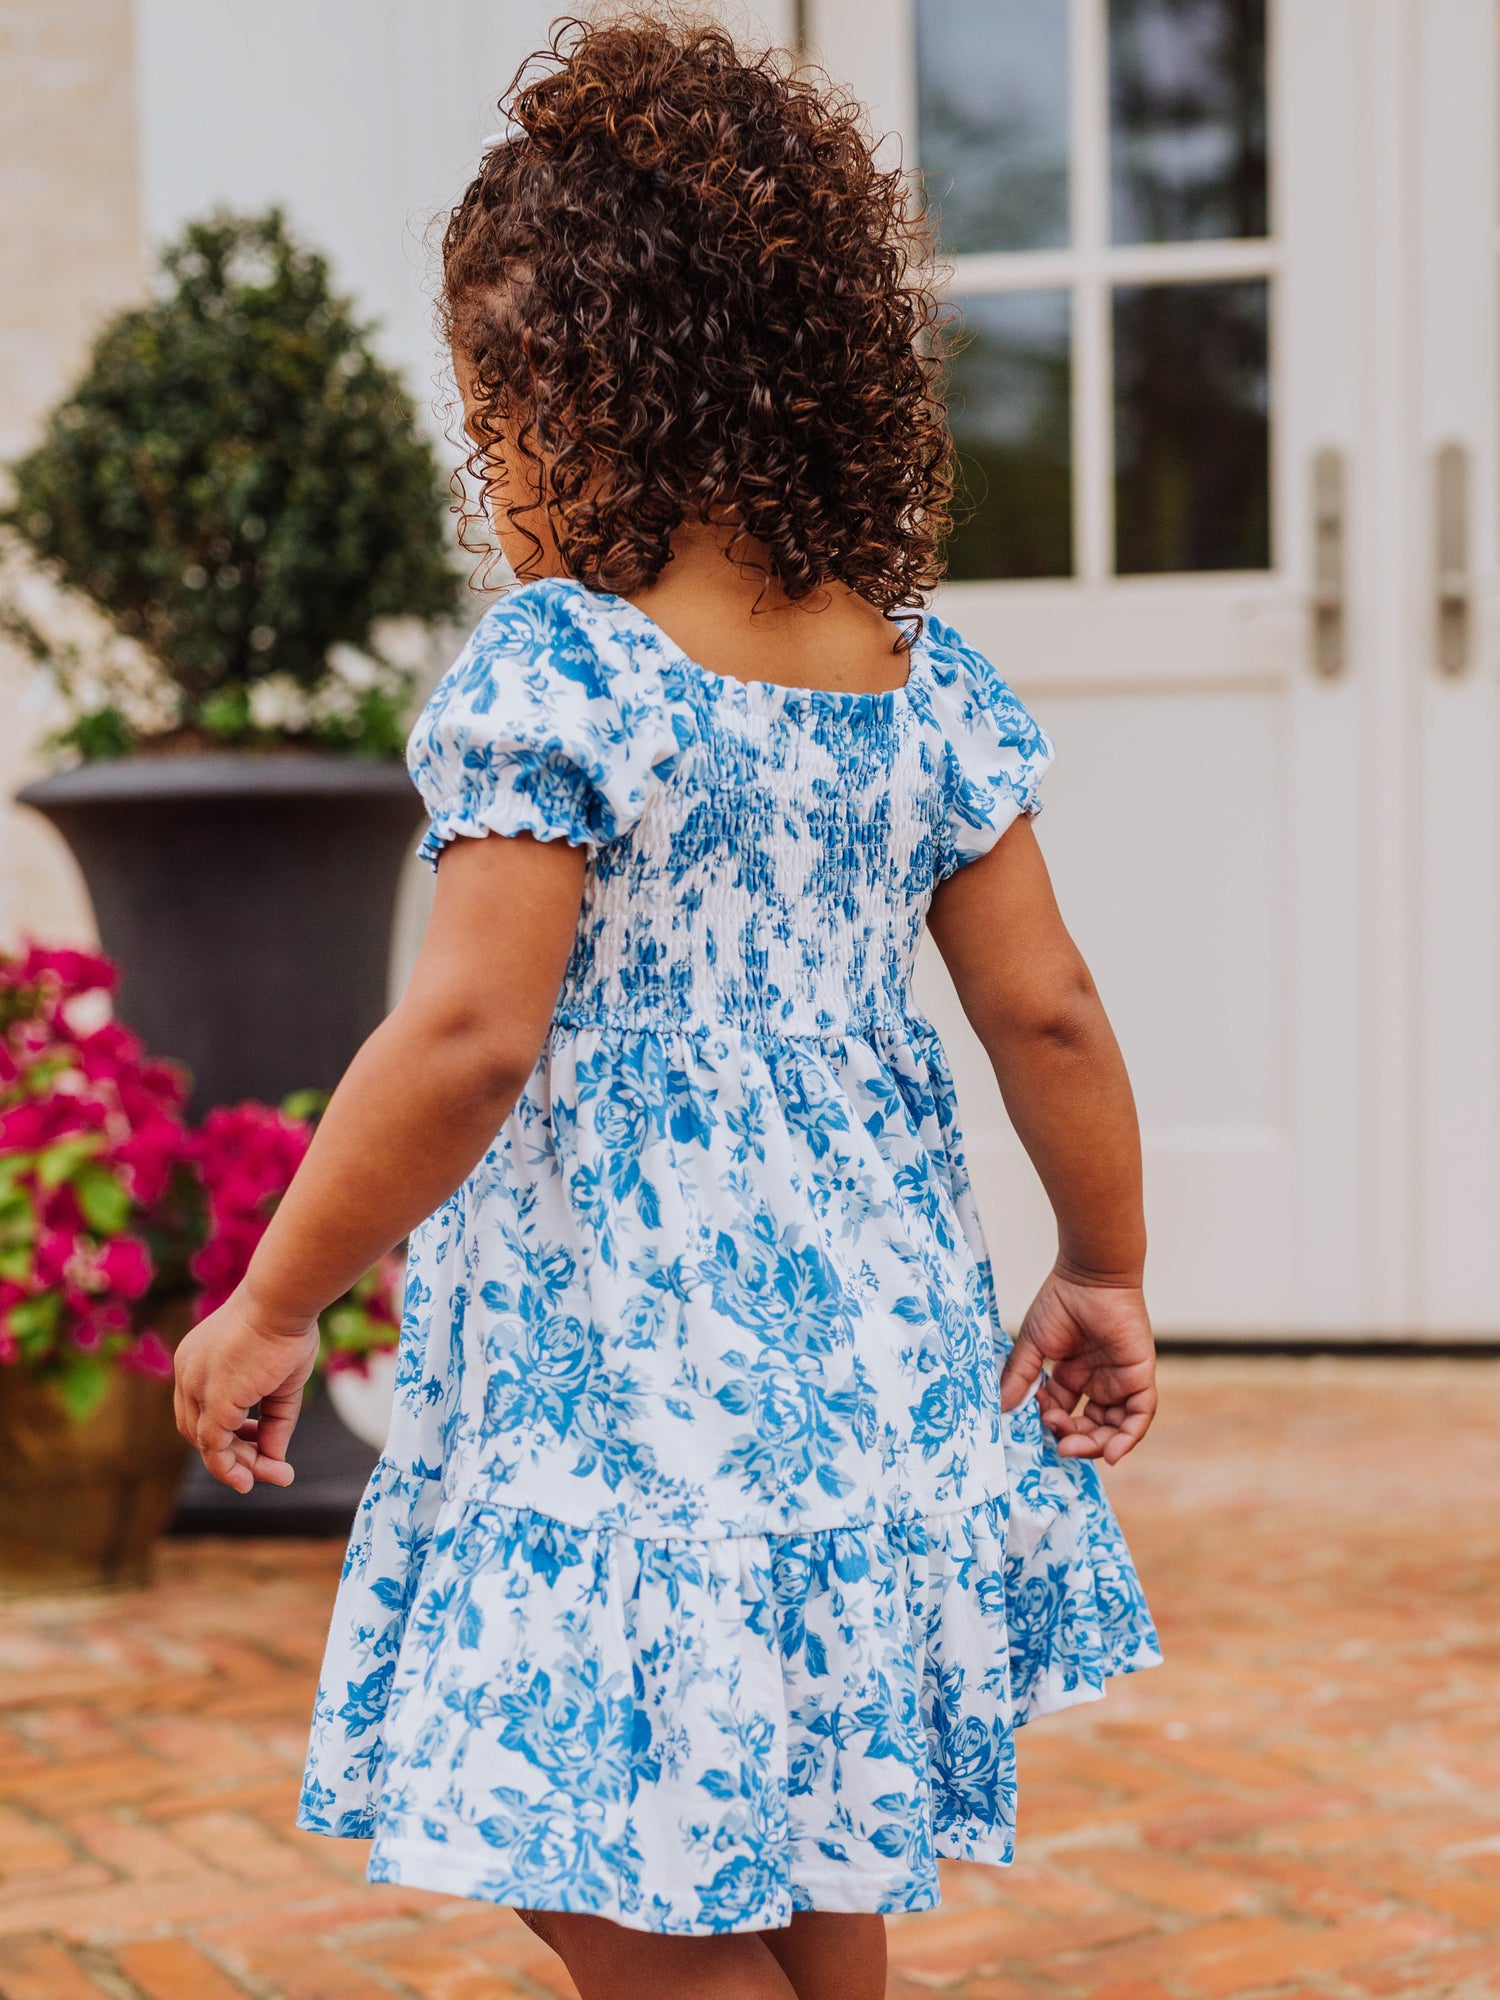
[0,1246,31,1281]
[8,1292,61,1343]
[316,1287,399,1374]
[20,1052,75,1096]
[54,1354,112,1422]
[320,1302,363,1348]
[198,685,251,740]
[36,1132,103,1190]
[280,1088,328,1123]
[48,706,136,761]
[0,1184,35,1244]
[74,1162,132,1236]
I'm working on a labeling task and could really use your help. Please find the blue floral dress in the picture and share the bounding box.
[298,576,1160,1934]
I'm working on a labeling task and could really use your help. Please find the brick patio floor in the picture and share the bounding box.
[0,1357,1497,2000]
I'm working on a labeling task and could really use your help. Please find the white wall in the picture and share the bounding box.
[134,2,798,438]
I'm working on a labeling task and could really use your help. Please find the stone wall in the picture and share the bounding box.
[0,0,144,950]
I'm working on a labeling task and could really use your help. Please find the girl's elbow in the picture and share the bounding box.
[398,1000,544,1101]
[465,1023,548,1101]
[983,969,1103,1055]
[471,1043,543,1102]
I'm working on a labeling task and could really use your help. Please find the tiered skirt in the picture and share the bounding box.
[298,1390,1159,1934]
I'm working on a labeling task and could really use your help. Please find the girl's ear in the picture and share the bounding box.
[450,343,566,583]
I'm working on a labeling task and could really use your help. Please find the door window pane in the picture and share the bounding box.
[1110,0,1268,244]
[945,291,1072,581]
[916,0,1070,253]
[1114,278,1269,573]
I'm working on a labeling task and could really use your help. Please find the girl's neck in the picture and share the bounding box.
[623,523,910,696]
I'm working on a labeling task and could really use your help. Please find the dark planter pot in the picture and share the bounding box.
[17,752,422,1535]
[18,753,424,1118]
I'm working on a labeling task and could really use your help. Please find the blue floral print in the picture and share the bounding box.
[298,577,1160,1933]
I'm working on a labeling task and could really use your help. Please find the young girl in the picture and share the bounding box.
[175,19,1159,1998]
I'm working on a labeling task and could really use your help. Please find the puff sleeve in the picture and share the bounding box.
[406,579,677,867]
[922,614,1055,881]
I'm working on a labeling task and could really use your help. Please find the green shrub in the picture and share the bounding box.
[3,209,463,758]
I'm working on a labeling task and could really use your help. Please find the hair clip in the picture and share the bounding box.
[481,113,525,154]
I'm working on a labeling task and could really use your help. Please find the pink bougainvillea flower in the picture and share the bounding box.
[33,1229,80,1290]
[0,940,187,1406]
[4,940,398,1409]
[96,1234,153,1301]
[188,1102,312,1315]
[14,945,118,996]
[113,1112,186,1207]
[0,1100,54,1152]
[122,1329,174,1379]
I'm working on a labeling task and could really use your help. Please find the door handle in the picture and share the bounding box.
[1435,442,1470,676]
[1311,447,1345,678]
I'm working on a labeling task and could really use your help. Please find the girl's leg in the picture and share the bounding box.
[515,1910,798,2000]
[761,1912,888,2000]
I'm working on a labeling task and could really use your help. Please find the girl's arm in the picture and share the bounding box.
[174,832,586,1493]
[926,817,1157,1462]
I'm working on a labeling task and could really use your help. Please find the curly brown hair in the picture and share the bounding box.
[440,13,953,618]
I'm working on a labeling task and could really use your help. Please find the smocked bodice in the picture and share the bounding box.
[410,578,1054,1046]
[558,677,939,1036]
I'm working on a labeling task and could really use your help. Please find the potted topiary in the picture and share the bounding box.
[3,208,464,1118]
[0,943,403,1588]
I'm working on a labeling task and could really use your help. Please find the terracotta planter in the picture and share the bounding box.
[0,1303,192,1595]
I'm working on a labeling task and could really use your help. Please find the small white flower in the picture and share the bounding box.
[226,245,278,290]
[62,989,113,1037]
[325,643,381,691]
[308,675,361,724]
[249,673,312,732]
[367,617,431,674]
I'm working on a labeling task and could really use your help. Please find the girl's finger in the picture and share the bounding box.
[1000,1331,1049,1411]
[253,1385,304,1470]
[194,1405,253,1473]
[1054,1429,1106,1458]
[229,1419,296,1479]
[1101,1400,1157,1462]
[199,1442,254,1493]
[248,1451,297,1488]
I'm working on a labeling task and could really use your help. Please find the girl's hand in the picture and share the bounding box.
[173,1288,320,1494]
[1000,1263,1157,1464]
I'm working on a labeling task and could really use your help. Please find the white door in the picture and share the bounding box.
[808,0,1374,1335]
[1412,0,1500,1334]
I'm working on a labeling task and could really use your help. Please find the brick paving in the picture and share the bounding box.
[0,1357,1496,2000]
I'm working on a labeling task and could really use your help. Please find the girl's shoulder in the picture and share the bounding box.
[911,611,1056,880]
[445,576,659,713]
[406,580,679,864]
[916,612,1049,753]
